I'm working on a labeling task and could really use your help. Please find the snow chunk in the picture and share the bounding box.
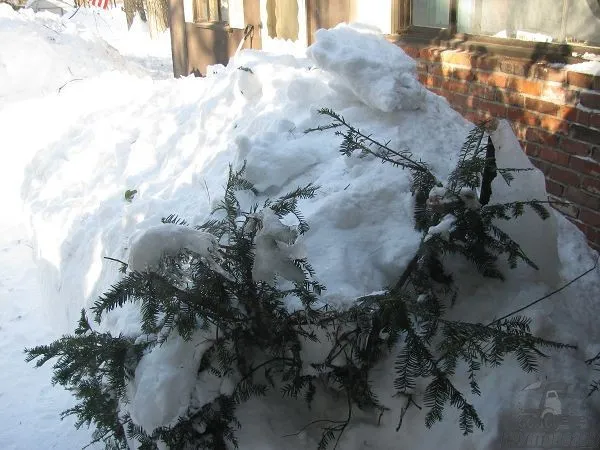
[126,330,212,433]
[307,23,426,112]
[489,119,560,285]
[458,187,480,210]
[425,214,456,242]
[251,209,305,284]
[128,223,230,279]
[565,60,600,76]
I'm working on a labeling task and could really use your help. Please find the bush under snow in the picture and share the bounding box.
[2,10,599,450]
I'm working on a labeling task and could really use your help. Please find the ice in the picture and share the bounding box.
[307,23,427,112]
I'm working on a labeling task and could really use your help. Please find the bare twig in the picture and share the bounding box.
[68,5,81,20]
[58,78,83,93]
[490,253,599,325]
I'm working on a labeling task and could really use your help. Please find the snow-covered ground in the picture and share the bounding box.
[1,4,599,450]
[0,6,171,448]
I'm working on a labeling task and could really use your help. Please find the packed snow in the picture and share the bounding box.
[1,5,599,450]
[566,60,600,76]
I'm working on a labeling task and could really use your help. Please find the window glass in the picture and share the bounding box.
[456,0,600,45]
[412,0,449,27]
[267,0,299,40]
[194,0,227,22]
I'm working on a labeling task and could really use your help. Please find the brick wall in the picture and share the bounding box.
[396,43,600,252]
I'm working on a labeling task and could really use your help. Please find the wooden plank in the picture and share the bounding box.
[168,0,189,77]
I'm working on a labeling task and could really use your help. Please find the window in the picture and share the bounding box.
[266,0,299,41]
[401,0,600,47]
[193,0,228,23]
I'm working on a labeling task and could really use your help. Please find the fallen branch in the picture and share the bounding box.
[58,78,83,93]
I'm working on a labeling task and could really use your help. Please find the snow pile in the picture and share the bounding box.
[307,23,426,112]
[2,8,599,449]
[0,5,169,103]
[566,60,600,76]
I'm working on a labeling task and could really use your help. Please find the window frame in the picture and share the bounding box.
[391,0,600,63]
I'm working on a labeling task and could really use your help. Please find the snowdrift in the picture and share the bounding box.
[6,13,600,450]
[0,5,169,103]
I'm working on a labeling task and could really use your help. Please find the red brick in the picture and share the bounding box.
[564,186,600,210]
[580,208,600,227]
[560,138,592,157]
[429,63,443,76]
[470,83,496,101]
[419,47,440,61]
[440,50,473,67]
[560,106,578,122]
[507,106,539,126]
[526,127,560,146]
[541,84,579,105]
[506,76,543,96]
[416,61,429,73]
[576,109,591,127]
[523,142,541,157]
[539,147,570,166]
[591,114,600,130]
[450,93,477,109]
[478,99,508,118]
[580,92,600,110]
[593,147,600,163]
[582,176,600,195]
[540,115,569,134]
[423,75,443,88]
[440,65,475,81]
[546,179,565,196]
[496,90,526,107]
[531,64,566,83]
[442,79,470,94]
[530,158,552,174]
[476,71,509,89]
[569,124,600,145]
[570,156,600,176]
[473,56,499,72]
[498,58,529,77]
[527,98,561,116]
[400,45,421,59]
[567,71,600,90]
[548,165,581,185]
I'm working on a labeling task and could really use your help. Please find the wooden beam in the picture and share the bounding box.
[168,0,189,77]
